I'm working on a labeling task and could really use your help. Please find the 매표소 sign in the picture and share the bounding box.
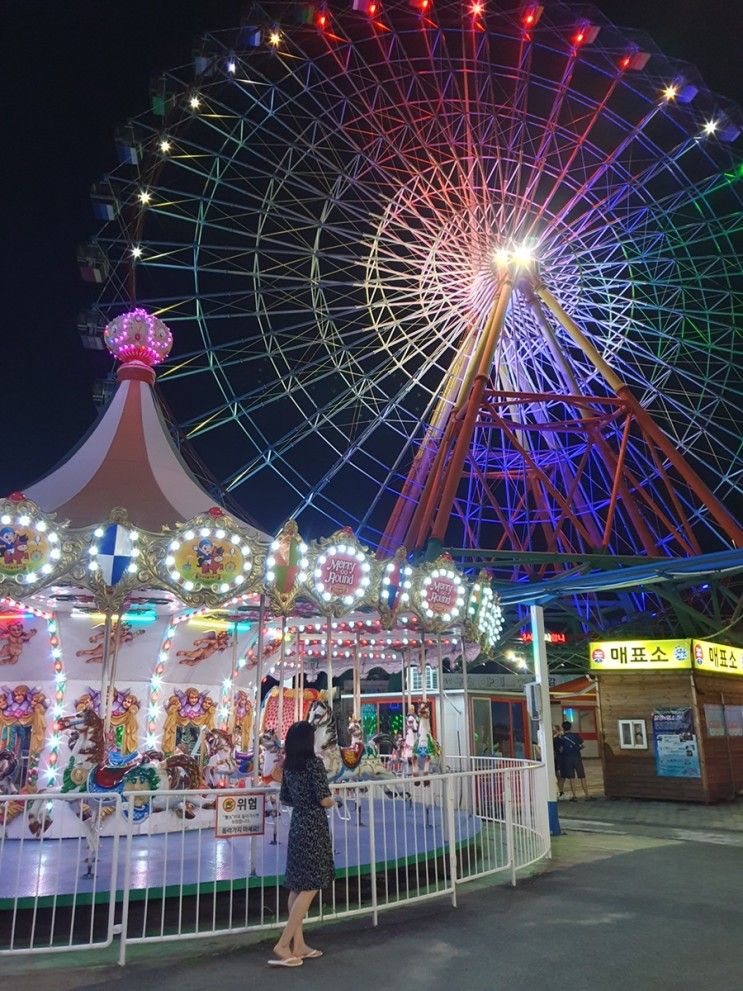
[589,639,691,671]
[215,792,266,837]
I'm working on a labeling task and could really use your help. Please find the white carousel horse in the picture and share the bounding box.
[411,700,442,783]
[27,709,204,877]
[203,728,239,787]
[401,708,419,769]
[0,749,18,795]
[259,729,284,836]
[308,699,392,782]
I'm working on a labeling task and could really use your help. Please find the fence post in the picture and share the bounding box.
[504,771,516,888]
[367,785,379,926]
[117,795,135,966]
[445,777,458,907]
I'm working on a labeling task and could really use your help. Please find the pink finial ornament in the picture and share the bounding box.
[104,308,173,367]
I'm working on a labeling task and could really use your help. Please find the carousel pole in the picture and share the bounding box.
[227,618,238,735]
[436,636,446,769]
[99,611,115,744]
[461,638,471,760]
[325,617,334,709]
[251,594,266,787]
[353,634,361,719]
[294,628,301,723]
[420,640,428,704]
[298,630,305,722]
[277,616,286,741]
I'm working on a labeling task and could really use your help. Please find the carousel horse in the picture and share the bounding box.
[401,707,419,769]
[203,728,238,788]
[308,699,411,821]
[308,699,391,782]
[0,749,18,795]
[260,729,284,827]
[411,700,441,784]
[27,709,203,877]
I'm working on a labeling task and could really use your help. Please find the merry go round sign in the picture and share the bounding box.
[313,540,371,609]
[417,561,466,628]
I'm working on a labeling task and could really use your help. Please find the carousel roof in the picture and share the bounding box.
[24,310,269,541]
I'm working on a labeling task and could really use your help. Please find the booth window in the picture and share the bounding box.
[618,719,647,750]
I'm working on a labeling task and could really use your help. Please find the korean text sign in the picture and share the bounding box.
[215,792,266,837]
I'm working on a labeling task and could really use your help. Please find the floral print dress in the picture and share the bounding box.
[280,755,335,891]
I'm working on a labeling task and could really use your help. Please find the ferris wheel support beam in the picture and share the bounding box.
[534,280,743,549]
[526,291,662,556]
[425,275,514,548]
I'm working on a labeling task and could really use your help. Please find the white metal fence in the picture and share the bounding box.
[0,759,550,964]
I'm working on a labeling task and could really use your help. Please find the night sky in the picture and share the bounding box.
[2,0,741,517]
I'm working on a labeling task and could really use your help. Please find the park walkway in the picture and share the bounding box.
[4,810,743,991]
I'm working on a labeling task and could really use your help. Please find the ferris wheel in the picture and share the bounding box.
[89,0,742,560]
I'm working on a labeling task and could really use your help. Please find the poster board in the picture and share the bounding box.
[652,708,701,778]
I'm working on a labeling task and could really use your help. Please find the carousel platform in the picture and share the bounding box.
[0,795,481,907]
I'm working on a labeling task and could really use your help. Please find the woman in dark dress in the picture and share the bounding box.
[270,720,335,967]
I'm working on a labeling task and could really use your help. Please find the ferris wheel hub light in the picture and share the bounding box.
[159,139,171,153]
[512,244,534,265]
[268,31,281,46]
[663,84,679,101]
[703,119,718,135]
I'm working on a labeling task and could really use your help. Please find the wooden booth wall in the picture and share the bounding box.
[694,674,743,802]
[598,673,707,802]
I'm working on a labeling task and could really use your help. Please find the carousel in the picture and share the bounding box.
[0,310,503,902]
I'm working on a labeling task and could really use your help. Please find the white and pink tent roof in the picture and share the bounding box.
[24,314,268,542]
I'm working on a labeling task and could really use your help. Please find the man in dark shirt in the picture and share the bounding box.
[556,720,593,800]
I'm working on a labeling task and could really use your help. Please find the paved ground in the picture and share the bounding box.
[5,814,743,991]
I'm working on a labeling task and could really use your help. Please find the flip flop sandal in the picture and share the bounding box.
[268,956,304,967]
[301,949,323,958]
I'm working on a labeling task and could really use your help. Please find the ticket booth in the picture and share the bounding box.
[591,637,743,802]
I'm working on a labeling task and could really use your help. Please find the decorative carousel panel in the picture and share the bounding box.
[80,514,150,609]
[308,527,376,616]
[0,497,73,593]
[154,510,261,605]
[0,681,50,790]
[465,570,503,651]
[265,520,309,614]
[378,547,412,629]
[411,553,466,632]
[479,593,504,655]
[57,611,168,682]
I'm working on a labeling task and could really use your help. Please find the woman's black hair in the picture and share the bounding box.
[283,721,316,771]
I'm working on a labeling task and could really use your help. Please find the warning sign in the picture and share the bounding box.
[215,792,266,837]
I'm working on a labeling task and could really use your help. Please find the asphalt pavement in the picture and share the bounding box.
[4,817,742,991]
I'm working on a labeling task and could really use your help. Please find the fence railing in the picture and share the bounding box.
[0,759,550,964]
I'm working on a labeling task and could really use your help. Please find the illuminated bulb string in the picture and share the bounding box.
[44,615,66,787]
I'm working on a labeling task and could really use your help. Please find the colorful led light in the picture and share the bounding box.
[104,308,173,366]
